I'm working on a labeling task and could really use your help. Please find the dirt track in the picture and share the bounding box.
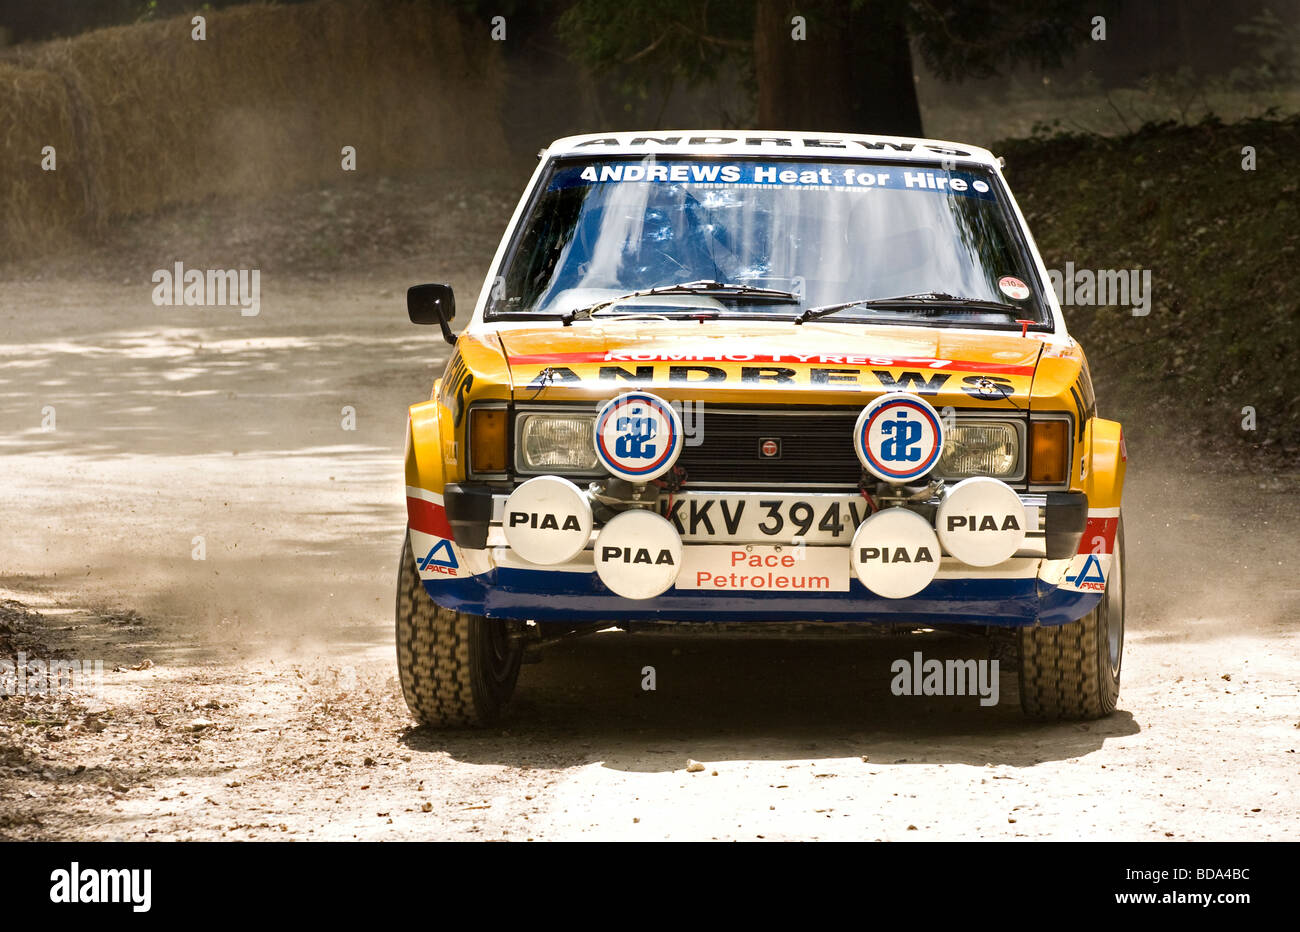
[1,272,1297,841]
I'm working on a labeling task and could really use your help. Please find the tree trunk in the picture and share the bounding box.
[754,0,923,137]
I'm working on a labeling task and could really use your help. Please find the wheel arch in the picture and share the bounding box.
[406,396,448,497]
[1082,416,1126,510]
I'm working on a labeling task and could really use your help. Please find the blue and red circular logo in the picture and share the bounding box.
[854,392,945,484]
[593,392,682,482]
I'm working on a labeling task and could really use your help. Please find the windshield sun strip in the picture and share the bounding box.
[483,155,1053,328]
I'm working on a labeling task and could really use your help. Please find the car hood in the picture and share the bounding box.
[494,320,1044,408]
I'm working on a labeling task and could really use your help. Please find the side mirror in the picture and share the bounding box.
[407,283,456,345]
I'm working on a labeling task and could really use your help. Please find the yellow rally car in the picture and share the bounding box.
[398,132,1126,727]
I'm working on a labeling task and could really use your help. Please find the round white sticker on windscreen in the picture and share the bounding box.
[502,476,593,565]
[593,509,683,599]
[998,275,1030,301]
[935,476,1026,567]
[850,507,941,599]
[593,392,682,482]
[854,392,945,485]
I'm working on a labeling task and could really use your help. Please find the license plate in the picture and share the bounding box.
[657,493,867,543]
[676,545,850,592]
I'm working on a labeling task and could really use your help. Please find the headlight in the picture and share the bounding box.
[938,422,1019,479]
[518,414,599,471]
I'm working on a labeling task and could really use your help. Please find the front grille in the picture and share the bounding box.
[678,408,862,486]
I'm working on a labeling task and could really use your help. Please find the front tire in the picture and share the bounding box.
[395,533,522,727]
[1019,517,1125,720]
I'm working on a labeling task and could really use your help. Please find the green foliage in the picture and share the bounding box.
[1230,7,1300,90]
[556,0,1110,90]
[908,0,1116,82]
[549,0,1112,133]
[556,0,751,100]
[1003,115,1300,465]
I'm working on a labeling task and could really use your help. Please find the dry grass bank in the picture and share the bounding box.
[0,0,507,255]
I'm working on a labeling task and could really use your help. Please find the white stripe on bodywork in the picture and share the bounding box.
[405,485,444,505]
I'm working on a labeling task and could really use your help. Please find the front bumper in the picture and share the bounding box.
[408,483,1112,628]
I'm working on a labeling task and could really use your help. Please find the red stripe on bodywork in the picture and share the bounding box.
[507,352,1035,376]
[1079,517,1118,554]
[407,497,454,539]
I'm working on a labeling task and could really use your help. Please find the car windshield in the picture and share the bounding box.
[489,156,1047,327]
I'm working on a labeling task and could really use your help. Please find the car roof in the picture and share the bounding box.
[543,131,1000,166]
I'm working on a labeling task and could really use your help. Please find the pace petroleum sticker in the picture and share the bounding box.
[594,391,683,482]
[998,275,1030,301]
[854,392,944,484]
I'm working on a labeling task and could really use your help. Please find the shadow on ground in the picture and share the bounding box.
[402,631,1141,772]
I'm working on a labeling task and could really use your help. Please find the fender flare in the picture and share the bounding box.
[1082,417,1126,511]
[405,397,447,499]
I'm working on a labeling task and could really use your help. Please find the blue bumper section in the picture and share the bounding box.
[423,567,1100,628]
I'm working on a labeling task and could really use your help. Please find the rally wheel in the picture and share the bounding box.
[395,533,522,727]
[1018,517,1125,720]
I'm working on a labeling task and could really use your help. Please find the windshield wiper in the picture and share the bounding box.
[794,292,1024,325]
[562,280,800,325]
